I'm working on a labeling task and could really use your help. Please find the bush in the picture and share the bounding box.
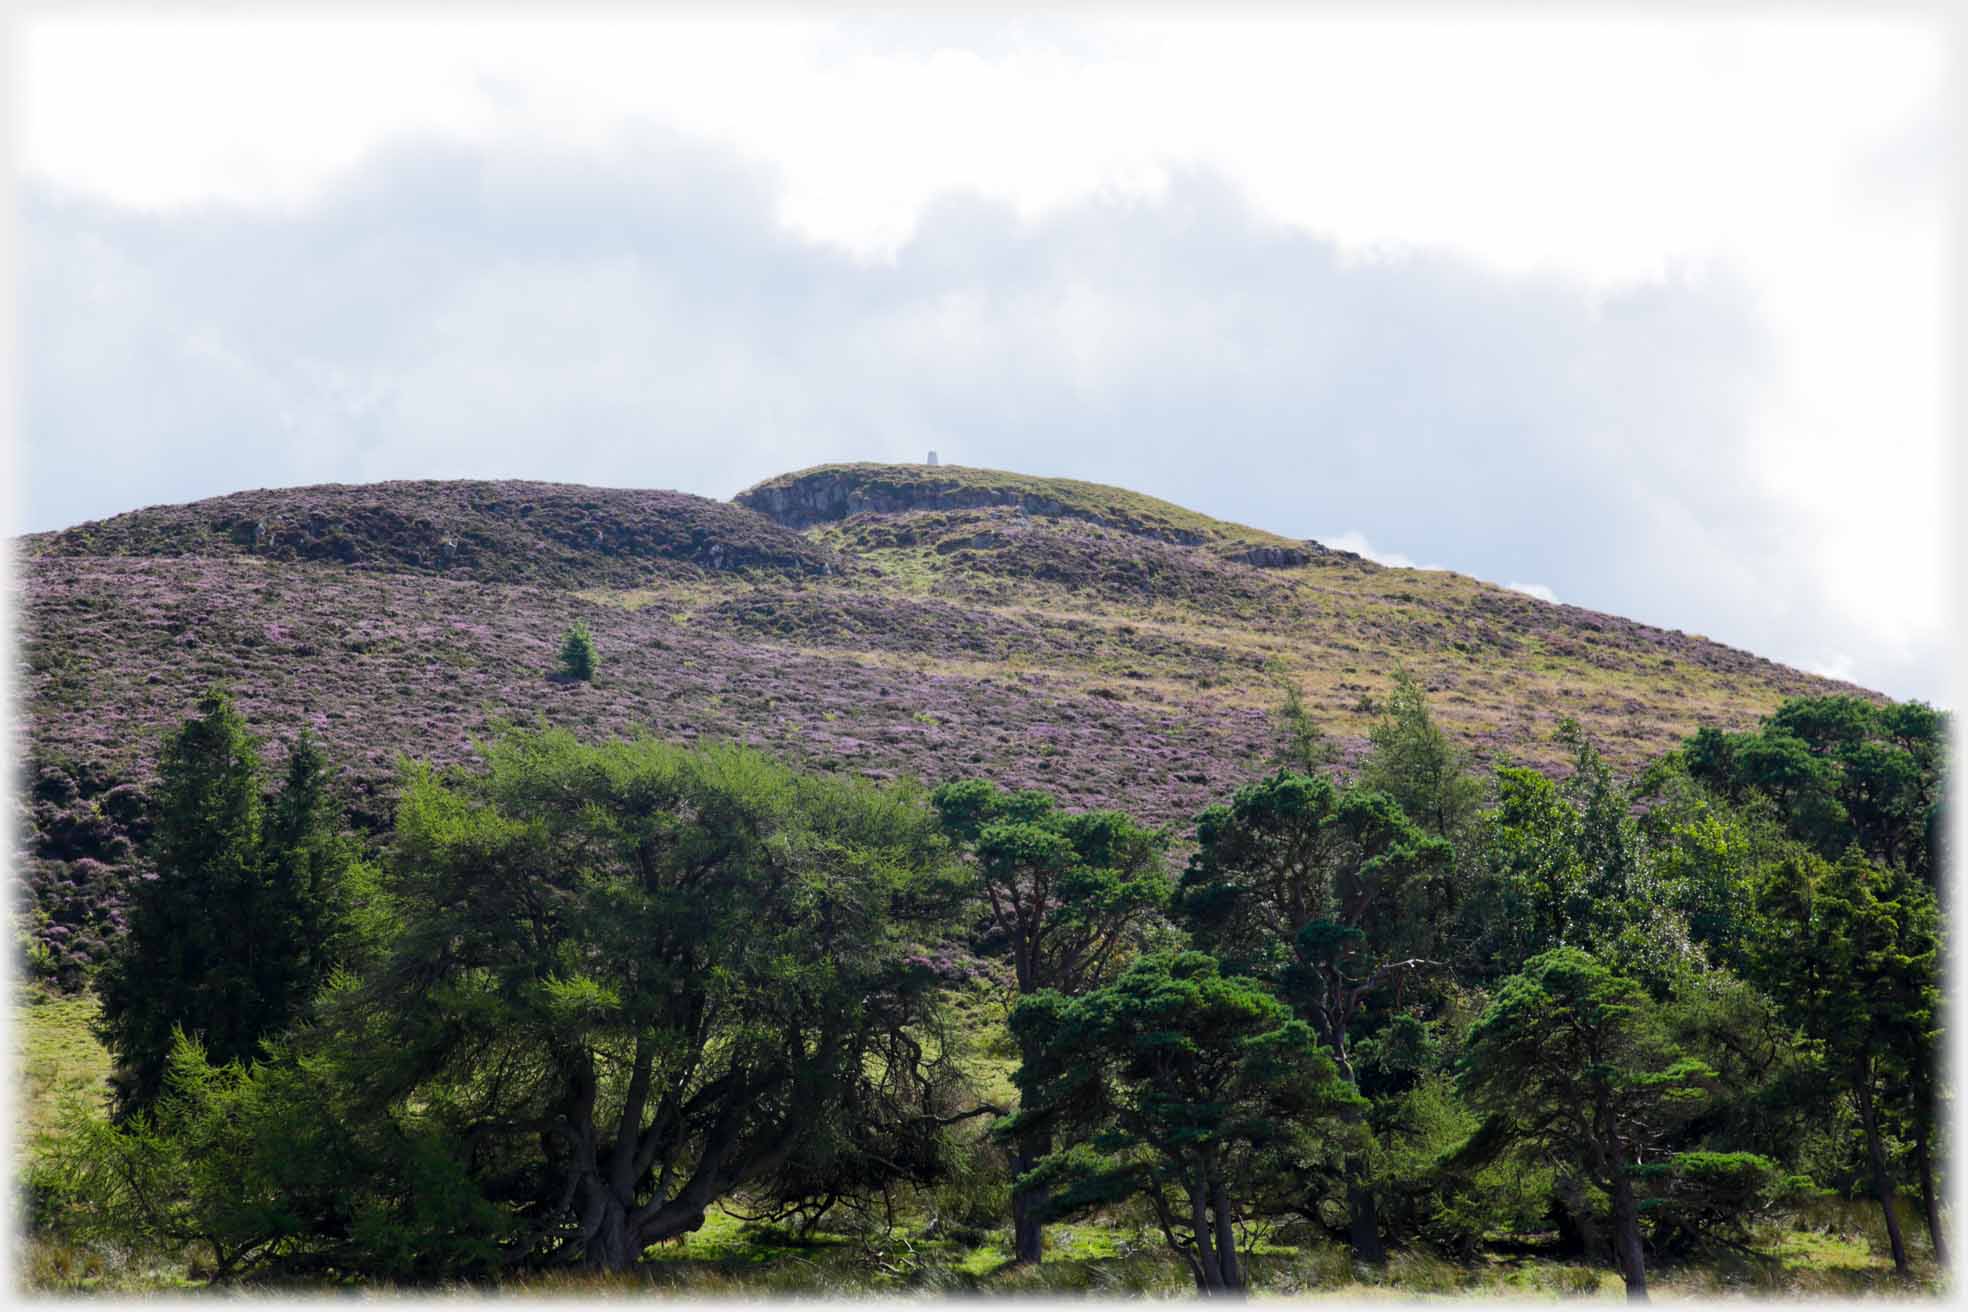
[559,621,596,681]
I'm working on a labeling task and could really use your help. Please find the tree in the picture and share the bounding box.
[1456,766,1586,981]
[1684,695,1949,888]
[1458,948,1719,1301]
[1356,667,1483,842]
[1748,848,1942,1276]
[340,728,973,1271]
[1005,951,1362,1294]
[930,779,1170,1263]
[1265,659,1334,775]
[96,690,358,1119]
[40,1030,507,1283]
[259,730,369,1007]
[1459,721,1696,991]
[559,621,597,681]
[1175,770,1453,1262]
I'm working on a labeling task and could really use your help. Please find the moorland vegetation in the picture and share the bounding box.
[10,465,1947,1298]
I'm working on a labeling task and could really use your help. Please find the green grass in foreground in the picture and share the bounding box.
[14,985,112,1148]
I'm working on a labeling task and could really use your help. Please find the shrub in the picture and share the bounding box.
[559,621,596,681]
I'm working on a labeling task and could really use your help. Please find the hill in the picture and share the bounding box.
[14,462,1868,984]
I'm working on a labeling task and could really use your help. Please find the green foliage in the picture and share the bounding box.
[930,778,1172,1260]
[930,779,1171,997]
[1357,667,1483,841]
[1176,770,1453,1076]
[18,688,1949,1290]
[1685,694,1948,886]
[36,1031,506,1282]
[559,619,597,680]
[1005,951,1362,1291]
[1745,843,1942,1271]
[1749,848,1939,1084]
[1459,948,1714,1152]
[1459,720,1699,990]
[93,690,360,1119]
[1658,963,1830,1174]
[335,727,972,1270]
[1458,947,1718,1294]
[1265,660,1334,775]
[1456,765,1584,979]
[1635,1151,1821,1254]
[1174,771,1456,1260]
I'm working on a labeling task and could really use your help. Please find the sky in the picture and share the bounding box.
[10,9,1960,704]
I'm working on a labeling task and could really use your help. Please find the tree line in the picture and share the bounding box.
[30,675,1948,1297]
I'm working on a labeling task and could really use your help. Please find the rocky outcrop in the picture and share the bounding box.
[1223,542,1364,569]
[736,466,1211,545]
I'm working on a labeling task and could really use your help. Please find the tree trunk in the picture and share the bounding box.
[582,1190,639,1272]
[1912,1068,1948,1267]
[1190,1186,1225,1292]
[1340,1098,1385,1265]
[1916,1111,1947,1267]
[1855,1061,1912,1277]
[1011,1132,1050,1265]
[1346,1173,1385,1266]
[1609,1167,1649,1302]
[1210,1178,1246,1296]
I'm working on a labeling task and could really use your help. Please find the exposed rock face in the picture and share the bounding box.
[1225,543,1358,569]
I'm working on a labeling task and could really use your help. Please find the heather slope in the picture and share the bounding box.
[24,479,836,587]
[14,464,1873,985]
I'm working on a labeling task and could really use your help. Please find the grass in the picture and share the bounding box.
[13,984,112,1149]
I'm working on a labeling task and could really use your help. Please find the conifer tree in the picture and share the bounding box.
[931,780,1171,1264]
[1750,849,1941,1276]
[1175,770,1453,1263]
[1007,951,1362,1294]
[98,689,264,1116]
[1459,948,1718,1302]
[559,620,597,681]
[1358,667,1483,842]
[95,691,357,1119]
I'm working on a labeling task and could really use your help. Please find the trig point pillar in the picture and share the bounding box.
[927,450,939,466]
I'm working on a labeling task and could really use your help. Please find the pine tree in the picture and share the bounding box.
[97,689,266,1117]
[1175,770,1454,1264]
[1459,948,1719,1301]
[95,691,358,1120]
[559,621,597,681]
[931,780,1171,1264]
[1007,951,1362,1293]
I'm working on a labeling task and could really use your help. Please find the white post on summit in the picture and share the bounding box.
[927,450,939,466]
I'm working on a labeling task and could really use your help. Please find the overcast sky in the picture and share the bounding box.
[11,11,1959,704]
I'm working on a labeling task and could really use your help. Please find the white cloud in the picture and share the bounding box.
[1324,532,1445,573]
[1505,582,1560,605]
[1804,653,1859,684]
